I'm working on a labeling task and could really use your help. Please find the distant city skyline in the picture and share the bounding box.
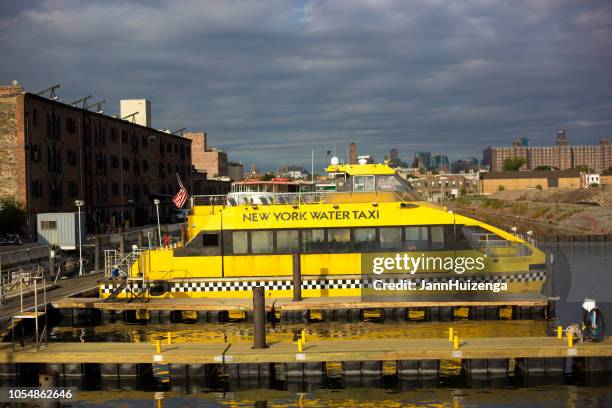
[2,1,611,171]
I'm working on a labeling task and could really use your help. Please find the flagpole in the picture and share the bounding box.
[311,150,314,182]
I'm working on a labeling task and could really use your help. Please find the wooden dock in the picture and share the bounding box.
[2,337,610,387]
[53,296,548,312]
[0,273,102,324]
[52,296,551,323]
[1,336,611,364]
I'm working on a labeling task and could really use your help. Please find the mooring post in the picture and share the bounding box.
[253,286,267,349]
[546,250,557,318]
[94,236,102,272]
[292,253,302,301]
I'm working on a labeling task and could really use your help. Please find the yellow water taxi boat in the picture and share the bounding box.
[100,161,546,301]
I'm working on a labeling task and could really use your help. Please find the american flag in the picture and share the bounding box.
[173,173,189,208]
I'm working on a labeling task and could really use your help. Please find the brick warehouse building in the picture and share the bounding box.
[184,131,228,178]
[483,130,612,173]
[0,83,201,239]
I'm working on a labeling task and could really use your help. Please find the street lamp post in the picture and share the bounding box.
[74,200,85,276]
[153,199,162,247]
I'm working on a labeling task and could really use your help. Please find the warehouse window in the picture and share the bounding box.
[40,221,57,230]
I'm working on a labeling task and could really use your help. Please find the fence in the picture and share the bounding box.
[0,222,185,271]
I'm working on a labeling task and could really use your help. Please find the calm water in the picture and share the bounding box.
[70,385,612,407]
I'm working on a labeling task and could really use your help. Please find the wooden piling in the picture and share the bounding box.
[252,287,267,349]
[292,253,302,302]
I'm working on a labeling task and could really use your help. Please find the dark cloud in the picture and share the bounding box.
[1,0,611,170]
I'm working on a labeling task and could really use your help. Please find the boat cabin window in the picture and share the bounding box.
[202,233,219,247]
[251,230,273,254]
[224,224,488,255]
[376,175,410,192]
[328,228,351,251]
[277,230,299,252]
[380,227,402,249]
[232,231,249,254]
[430,226,445,250]
[302,229,325,252]
[353,175,375,192]
[354,228,377,250]
[404,226,429,250]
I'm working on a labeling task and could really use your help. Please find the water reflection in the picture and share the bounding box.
[71,385,612,407]
[49,320,548,344]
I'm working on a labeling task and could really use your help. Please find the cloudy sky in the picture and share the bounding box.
[1,0,611,171]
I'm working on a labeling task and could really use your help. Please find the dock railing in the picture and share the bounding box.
[104,248,148,279]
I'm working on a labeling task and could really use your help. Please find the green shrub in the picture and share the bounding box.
[0,196,26,235]
[530,206,550,218]
[512,202,529,215]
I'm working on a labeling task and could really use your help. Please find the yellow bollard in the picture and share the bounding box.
[557,326,563,339]
[567,333,573,348]
[448,327,454,342]
[301,329,306,344]
[453,335,459,349]
[156,339,161,354]
[167,332,172,345]
[297,339,303,352]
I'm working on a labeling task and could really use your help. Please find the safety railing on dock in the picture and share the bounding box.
[104,248,148,279]
[1,265,45,304]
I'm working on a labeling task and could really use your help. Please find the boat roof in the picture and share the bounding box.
[234,179,315,186]
[325,163,396,176]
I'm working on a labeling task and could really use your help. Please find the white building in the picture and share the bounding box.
[120,99,151,127]
[584,173,600,186]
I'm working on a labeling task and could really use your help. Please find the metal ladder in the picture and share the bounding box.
[104,248,149,302]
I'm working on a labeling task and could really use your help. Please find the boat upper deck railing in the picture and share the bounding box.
[191,191,409,207]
